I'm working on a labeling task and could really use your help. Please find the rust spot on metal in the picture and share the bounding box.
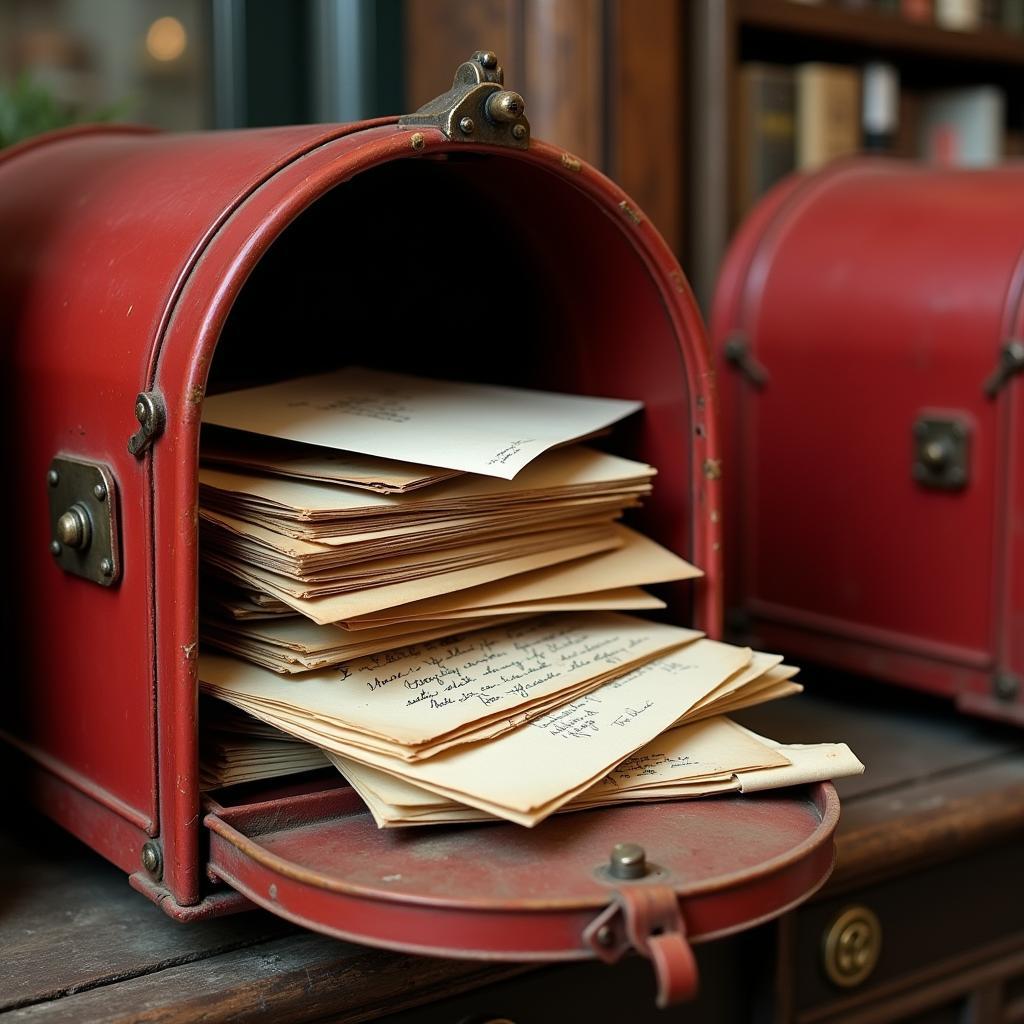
[182,641,197,661]
[410,132,425,151]
[188,384,205,406]
[561,152,582,172]
[619,200,642,225]
[710,509,721,524]
[668,269,686,293]
[703,458,723,481]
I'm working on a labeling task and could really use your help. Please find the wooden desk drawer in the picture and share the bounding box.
[380,936,758,1023]
[785,835,1024,1023]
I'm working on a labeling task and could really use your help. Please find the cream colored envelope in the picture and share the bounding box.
[201,367,642,480]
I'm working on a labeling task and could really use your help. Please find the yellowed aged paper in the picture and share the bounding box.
[344,526,697,627]
[201,429,461,493]
[344,714,783,816]
[206,530,622,623]
[201,500,632,556]
[199,446,654,520]
[201,367,643,480]
[320,639,752,823]
[732,725,865,792]
[200,612,699,747]
[201,615,525,674]
[335,714,862,828]
[205,521,619,589]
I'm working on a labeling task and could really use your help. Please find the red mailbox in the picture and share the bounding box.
[0,56,837,1001]
[712,159,1024,727]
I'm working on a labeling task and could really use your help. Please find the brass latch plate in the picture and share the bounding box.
[398,51,530,150]
[47,457,122,586]
[912,414,970,491]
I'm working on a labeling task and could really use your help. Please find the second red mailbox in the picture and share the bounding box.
[713,159,1024,727]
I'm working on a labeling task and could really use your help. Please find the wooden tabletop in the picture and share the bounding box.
[3,678,1023,1023]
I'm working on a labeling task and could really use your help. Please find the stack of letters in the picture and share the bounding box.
[198,368,862,826]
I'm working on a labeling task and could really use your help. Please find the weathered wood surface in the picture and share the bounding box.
[3,687,1023,1021]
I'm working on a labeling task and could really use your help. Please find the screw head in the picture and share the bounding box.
[141,840,162,878]
[477,51,498,69]
[135,399,147,422]
[99,557,114,578]
[595,924,615,947]
[609,842,647,880]
[47,468,59,487]
[921,440,948,467]
[994,672,1020,702]
[459,116,475,135]
[49,540,62,556]
[410,132,425,150]
[93,482,107,501]
[512,123,528,141]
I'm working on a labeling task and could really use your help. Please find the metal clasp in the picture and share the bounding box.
[128,391,166,457]
[584,884,698,1007]
[912,414,970,491]
[47,457,122,586]
[983,338,1024,398]
[723,332,768,388]
[398,51,530,150]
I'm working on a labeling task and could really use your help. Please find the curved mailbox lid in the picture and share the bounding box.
[205,782,838,1006]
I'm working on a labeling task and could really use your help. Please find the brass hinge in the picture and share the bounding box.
[398,51,530,150]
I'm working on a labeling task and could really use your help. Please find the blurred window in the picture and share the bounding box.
[0,0,210,137]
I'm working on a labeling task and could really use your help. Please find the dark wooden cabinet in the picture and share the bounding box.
[403,0,685,255]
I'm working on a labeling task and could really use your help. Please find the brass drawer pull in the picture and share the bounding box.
[823,905,882,988]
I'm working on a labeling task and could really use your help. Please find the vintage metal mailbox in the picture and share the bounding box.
[0,55,838,1002]
[712,159,1024,727]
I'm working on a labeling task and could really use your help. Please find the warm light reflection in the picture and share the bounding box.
[146,16,187,62]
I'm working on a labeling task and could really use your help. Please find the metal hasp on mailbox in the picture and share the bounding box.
[0,55,837,1005]
[712,160,1024,727]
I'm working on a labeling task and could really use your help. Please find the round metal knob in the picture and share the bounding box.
[823,905,882,988]
[485,90,526,124]
[56,503,91,550]
[608,842,647,880]
[921,439,951,468]
[141,840,163,880]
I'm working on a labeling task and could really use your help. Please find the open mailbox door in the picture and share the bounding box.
[203,781,838,1005]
